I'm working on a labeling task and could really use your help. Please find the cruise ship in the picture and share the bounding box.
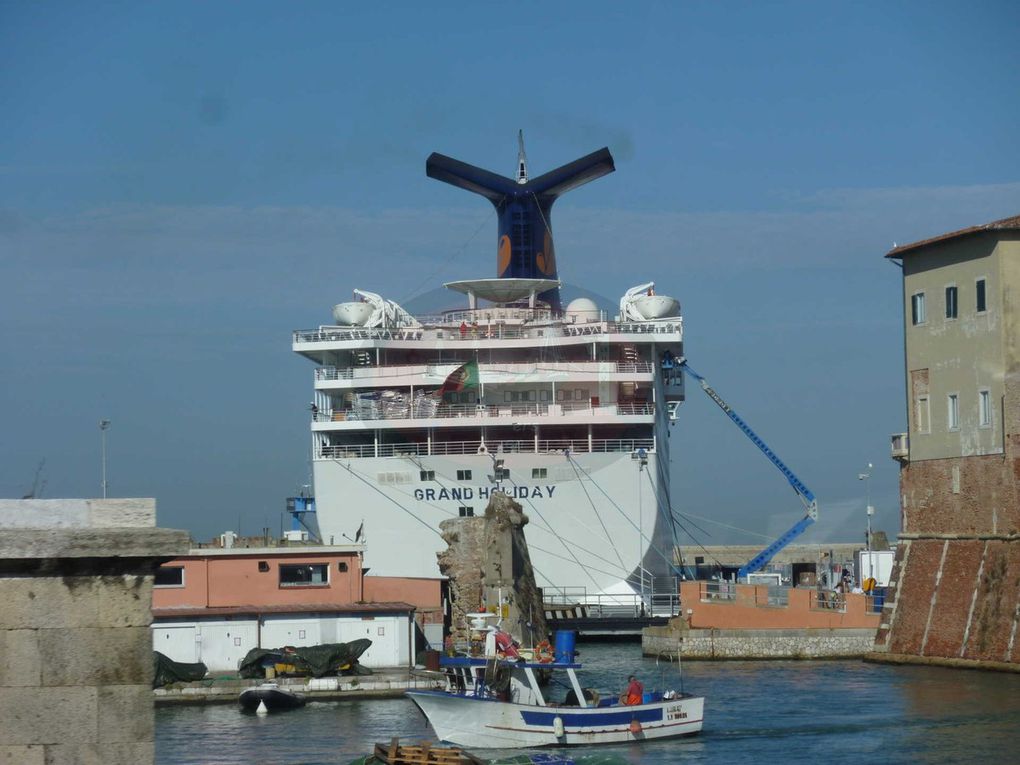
[292,137,684,598]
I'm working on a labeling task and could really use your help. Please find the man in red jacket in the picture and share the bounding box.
[623,675,644,705]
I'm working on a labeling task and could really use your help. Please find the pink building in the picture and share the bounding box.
[151,543,444,671]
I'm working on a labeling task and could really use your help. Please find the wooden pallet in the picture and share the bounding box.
[371,737,485,764]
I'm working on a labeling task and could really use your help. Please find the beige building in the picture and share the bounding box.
[873,214,1020,667]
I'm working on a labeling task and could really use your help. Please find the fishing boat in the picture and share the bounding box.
[406,645,703,748]
[238,681,307,712]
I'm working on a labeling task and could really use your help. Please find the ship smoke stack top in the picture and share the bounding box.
[426,136,615,310]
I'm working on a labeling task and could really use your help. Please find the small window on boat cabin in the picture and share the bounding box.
[457,469,472,481]
[154,566,184,587]
[279,563,329,587]
[458,506,474,517]
[532,468,548,479]
[420,470,435,481]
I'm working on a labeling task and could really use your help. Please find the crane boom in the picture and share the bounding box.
[679,359,818,579]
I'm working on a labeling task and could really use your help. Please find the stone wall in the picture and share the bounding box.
[644,624,878,660]
[437,491,548,648]
[0,498,187,765]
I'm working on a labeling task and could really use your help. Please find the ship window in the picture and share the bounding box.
[911,292,926,325]
[945,285,957,319]
[495,467,510,480]
[574,389,588,401]
[458,506,474,517]
[557,390,570,401]
[532,468,547,479]
[420,470,435,481]
[540,390,551,402]
[154,566,184,587]
[457,469,472,480]
[279,564,329,587]
[976,279,987,313]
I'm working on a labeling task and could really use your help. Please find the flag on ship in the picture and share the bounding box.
[437,359,479,397]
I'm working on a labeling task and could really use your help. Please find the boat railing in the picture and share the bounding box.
[293,318,682,344]
[318,437,655,459]
[314,402,654,423]
[314,361,656,382]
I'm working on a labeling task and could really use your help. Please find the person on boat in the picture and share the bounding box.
[622,675,644,705]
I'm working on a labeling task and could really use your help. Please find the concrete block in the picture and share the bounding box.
[0,629,42,686]
[97,686,154,744]
[0,577,98,630]
[0,500,89,529]
[87,499,156,529]
[0,528,189,561]
[0,745,45,765]
[42,742,152,765]
[40,627,152,687]
[97,575,154,628]
[0,687,97,745]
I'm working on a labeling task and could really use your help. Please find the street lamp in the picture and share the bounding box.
[99,420,111,499]
[858,462,874,555]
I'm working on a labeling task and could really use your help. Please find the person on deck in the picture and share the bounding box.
[623,675,644,705]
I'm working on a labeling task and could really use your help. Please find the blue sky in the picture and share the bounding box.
[3,1,1019,548]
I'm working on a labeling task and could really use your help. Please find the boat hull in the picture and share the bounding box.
[238,685,306,711]
[406,690,703,748]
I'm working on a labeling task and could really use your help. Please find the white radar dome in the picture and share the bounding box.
[565,297,602,322]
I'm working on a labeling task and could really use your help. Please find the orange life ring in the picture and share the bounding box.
[534,640,554,663]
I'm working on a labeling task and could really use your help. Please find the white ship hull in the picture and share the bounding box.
[313,448,675,593]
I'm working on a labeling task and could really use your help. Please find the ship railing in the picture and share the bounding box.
[317,437,654,459]
[313,402,654,422]
[314,360,657,381]
[543,585,681,618]
[293,318,682,344]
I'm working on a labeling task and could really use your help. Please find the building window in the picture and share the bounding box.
[154,566,184,587]
[947,394,959,431]
[979,389,992,427]
[279,563,329,587]
[915,395,930,434]
[976,279,987,313]
[338,561,349,572]
[458,506,474,517]
[420,470,435,481]
[258,561,270,572]
[456,469,472,481]
[945,286,957,319]
[911,292,926,325]
[532,468,548,479]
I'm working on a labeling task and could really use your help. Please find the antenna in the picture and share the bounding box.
[21,459,47,499]
[516,130,528,184]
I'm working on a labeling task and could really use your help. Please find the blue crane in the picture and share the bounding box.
[679,359,819,580]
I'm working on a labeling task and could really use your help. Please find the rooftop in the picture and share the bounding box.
[886,213,1020,258]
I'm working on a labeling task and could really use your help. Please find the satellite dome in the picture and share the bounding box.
[565,297,601,322]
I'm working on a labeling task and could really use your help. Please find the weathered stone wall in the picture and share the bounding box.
[643,624,878,659]
[437,491,548,648]
[0,498,187,765]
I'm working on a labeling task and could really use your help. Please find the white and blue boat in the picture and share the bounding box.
[406,652,703,749]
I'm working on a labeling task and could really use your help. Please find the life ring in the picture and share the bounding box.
[534,640,554,663]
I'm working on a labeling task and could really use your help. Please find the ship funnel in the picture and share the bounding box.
[426,140,615,310]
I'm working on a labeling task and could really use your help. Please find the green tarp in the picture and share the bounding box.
[152,651,208,688]
[238,639,373,679]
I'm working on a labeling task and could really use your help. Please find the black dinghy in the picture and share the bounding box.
[239,682,306,712]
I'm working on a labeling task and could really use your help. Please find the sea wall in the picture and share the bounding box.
[644,625,879,660]
[872,451,1020,668]
[0,498,187,765]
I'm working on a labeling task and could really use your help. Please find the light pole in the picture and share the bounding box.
[858,462,874,576]
[99,420,111,499]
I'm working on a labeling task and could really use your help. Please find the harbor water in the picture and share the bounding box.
[157,643,1020,764]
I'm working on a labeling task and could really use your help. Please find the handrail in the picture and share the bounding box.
[318,437,654,459]
[314,360,657,381]
[314,402,654,423]
[293,319,682,344]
